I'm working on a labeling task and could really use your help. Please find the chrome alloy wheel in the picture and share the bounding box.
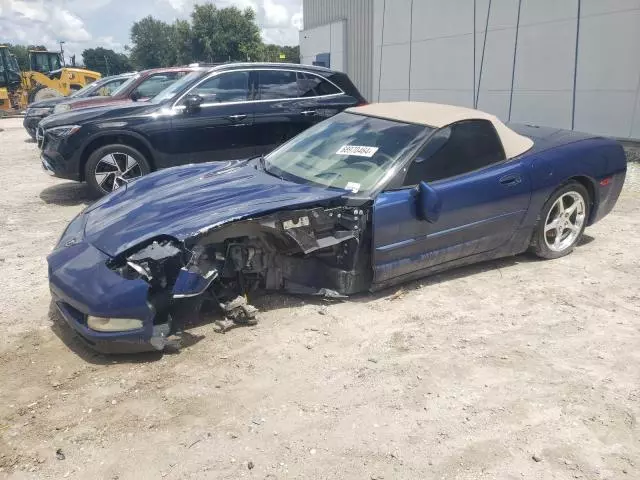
[94,153,142,192]
[543,191,586,252]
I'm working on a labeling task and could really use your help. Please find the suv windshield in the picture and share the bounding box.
[264,112,431,194]
[151,70,206,104]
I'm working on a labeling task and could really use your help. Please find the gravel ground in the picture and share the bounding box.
[1,117,639,480]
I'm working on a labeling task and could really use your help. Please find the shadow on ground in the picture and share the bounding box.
[49,300,218,365]
[49,302,163,364]
[578,233,595,246]
[48,240,597,362]
[40,182,95,206]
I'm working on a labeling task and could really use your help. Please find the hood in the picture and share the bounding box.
[83,161,348,257]
[40,102,160,128]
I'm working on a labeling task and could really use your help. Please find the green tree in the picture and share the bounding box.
[256,44,300,63]
[82,47,132,75]
[191,4,261,62]
[129,16,175,68]
[127,3,300,68]
[172,19,194,65]
[7,44,29,71]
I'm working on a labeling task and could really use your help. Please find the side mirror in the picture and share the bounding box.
[130,91,140,102]
[417,181,442,223]
[184,94,204,112]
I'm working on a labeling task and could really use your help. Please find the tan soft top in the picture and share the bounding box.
[347,101,533,159]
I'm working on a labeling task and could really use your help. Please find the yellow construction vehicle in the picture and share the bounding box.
[0,45,101,112]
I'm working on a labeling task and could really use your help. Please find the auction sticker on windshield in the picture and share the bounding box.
[345,182,361,193]
[336,145,379,157]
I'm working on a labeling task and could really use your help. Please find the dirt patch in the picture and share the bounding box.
[1,117,640,479]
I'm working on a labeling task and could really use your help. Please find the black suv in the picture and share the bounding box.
[38,63,366,196]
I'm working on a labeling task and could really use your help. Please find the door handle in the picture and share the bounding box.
[499,174,522,186]
[227,114,247,121]
[301,110,317,116]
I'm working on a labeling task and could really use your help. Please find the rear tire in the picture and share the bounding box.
[530,181,590,260]
[84,144,151,197]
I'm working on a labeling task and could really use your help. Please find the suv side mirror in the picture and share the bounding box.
[184,94,204,112]
[417,181,442,223]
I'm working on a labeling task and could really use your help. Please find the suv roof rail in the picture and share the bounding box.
[187,62,229,67]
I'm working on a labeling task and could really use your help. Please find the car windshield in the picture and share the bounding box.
[110,73,140,96]
[264,112,432,194]
[150,71,206,104]
[69,82,98,98]
[69,78,112,98]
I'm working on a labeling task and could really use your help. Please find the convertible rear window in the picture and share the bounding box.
[264,112,431,193]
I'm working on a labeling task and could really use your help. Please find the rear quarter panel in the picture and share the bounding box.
[522,137,626,232]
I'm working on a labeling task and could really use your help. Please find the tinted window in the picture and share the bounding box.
[134,71,188,98]
[297,72,341,97]
[258,70,299,100]
[403,119,506,185]
[188,71,250,103]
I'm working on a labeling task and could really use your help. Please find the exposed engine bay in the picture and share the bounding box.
[107,205,372,348]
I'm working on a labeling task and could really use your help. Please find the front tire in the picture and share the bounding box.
[85,144,151,197]
[530,181,590,259]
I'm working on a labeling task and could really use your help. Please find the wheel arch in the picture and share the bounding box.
[80,132,156,181]
[566,175,597,224]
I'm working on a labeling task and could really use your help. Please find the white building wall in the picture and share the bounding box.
[301,0,375,99]
[305,0,640,139]
[300,20,346,72]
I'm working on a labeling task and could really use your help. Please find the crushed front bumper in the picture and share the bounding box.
[48,241,165,353]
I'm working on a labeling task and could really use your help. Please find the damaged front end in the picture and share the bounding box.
[106,205,372,349]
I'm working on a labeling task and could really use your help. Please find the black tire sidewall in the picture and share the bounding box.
[532,182,590,259]
[84,144,151,197]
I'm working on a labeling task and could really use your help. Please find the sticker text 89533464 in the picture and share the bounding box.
[336,145,379,158]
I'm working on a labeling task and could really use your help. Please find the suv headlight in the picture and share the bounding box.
[53,103,71,114]
[87,316,144,332]
[47,125,81,138]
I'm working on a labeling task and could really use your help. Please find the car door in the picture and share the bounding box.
[168,70,257,164]
[252,69,357,155]
[372,120,532,286]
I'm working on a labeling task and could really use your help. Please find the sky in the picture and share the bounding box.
[0,0,303,60]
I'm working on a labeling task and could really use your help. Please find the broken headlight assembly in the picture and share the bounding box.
[87,316,144,332]
[107,239,188,288]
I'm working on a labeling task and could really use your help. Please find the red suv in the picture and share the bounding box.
[52,67,195,114]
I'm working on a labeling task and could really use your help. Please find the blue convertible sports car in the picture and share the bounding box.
[48,102,627,353]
